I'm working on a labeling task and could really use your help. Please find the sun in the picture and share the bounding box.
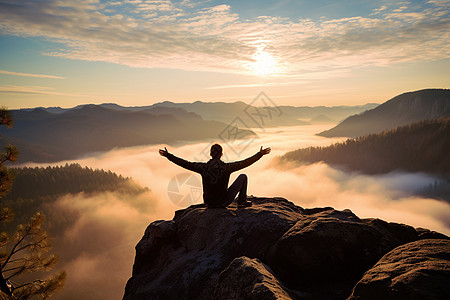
[251,50,278,77]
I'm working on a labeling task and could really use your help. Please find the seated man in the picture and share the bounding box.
[159,144,271,208]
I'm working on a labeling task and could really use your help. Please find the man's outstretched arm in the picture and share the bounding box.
[228,146,271,173]
[159,147,203,173]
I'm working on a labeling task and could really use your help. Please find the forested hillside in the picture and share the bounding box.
[2,163,148,231]
[282,118,450,175]
[0,163,155,300]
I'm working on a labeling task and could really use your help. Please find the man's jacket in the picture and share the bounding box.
[166,152,263,206]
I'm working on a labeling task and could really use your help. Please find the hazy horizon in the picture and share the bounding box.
[6,99,383,111]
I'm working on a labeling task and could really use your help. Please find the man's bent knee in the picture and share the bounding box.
[237,174,247,181]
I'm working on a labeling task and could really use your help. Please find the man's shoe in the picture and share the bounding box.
[237,200,252,208]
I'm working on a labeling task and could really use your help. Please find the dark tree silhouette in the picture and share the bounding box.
[0,107,65,299]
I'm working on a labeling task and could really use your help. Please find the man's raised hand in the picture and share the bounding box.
[259,146,271,155]
[159,147,169,157]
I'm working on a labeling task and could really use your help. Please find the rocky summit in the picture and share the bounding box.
[123,197,449,300]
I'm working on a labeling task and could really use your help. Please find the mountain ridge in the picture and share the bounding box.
[318,89,450,137]
[0,105,254,162]
[17,101,379,126]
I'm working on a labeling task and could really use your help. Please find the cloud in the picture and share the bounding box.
[262,163,450,235]
[47,190,177,300]
[27,124,450,236]
[0,85,85,96]
[204,83,283,90]
[135,0,178,12]
[0,70,66,79]
[370,5,388,15]
[87,127,450,236]
[427,0,450,7]
[0,0,448,77]
[179,0,212,8]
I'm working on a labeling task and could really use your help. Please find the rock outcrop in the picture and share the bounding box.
[348,239,450,300]
[123,197,449,300]
[213,257,294,300]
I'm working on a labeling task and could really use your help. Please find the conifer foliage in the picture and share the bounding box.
[282,118,450,175]
[0,107,65,299]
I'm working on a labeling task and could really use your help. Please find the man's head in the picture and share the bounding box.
[210,143,223,159]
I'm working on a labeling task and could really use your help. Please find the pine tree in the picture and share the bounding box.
[0,107,65,299]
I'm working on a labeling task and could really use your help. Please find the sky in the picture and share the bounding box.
[0,0,449,108]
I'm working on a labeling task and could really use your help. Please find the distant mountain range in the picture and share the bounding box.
[28,101,378,126]
[148,101,377,126]
[2,101,377,163]
[0,105,254,162]
[318,89,450,137]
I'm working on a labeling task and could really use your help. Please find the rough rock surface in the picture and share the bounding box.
[348,239,450,300]
[265,210,421,298]
[124,198,303,300]
[213,256,293,300]
[123,197,449,300]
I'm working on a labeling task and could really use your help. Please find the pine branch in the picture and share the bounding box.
[5,266,25,281]
[3,258,27,265]
[1,231,28,270]
[2,265,27,273]
[0,107,13,129]
[12,279,45,290]
[14,236,49,254]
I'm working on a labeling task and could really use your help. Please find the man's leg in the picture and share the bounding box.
[223,174,248,207]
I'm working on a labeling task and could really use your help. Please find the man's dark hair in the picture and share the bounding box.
[210,144,223,159]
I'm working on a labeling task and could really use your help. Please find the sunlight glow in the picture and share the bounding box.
[250,49,278,76]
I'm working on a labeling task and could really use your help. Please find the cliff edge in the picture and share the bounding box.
[123,197,449,300]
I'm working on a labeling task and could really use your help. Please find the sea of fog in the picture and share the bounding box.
[24,124,450,300]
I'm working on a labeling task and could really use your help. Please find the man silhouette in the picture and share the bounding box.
[159,144,271,208]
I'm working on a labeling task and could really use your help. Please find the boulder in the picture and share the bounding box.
[265,209,419,299]
[348,239,450,300]
[213,256,295,300]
